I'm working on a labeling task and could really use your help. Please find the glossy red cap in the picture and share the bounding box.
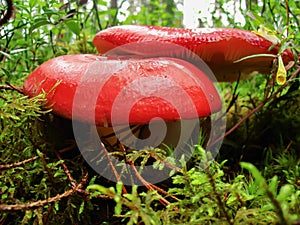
[23,54,222,126]
[93,25,294,82]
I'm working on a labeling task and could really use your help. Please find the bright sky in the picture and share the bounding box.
[117,0,247,28]
[182,0,246,28]
[183,0,212,27]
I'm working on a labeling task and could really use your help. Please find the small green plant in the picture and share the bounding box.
[88,182,162,225]
[87,146,300,225]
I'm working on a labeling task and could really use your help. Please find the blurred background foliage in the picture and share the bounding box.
[0,0,299,224]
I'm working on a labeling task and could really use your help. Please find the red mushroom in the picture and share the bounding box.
[93,25,294,82]
[23,54,222,151]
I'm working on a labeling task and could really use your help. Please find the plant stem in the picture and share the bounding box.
[209,66,300,148]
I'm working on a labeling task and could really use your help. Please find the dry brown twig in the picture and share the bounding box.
[119,143,179,207]
[55,148,77,188]
[55,145,110,199]
[0,173,88,211]
[149,152,182,173]
[0,82,23,94]
[102,142,128,194]
[0,144,111,212]
[0,155,39,170]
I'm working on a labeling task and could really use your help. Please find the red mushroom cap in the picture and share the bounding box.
[23,54,222,126]
[93,25,294,81]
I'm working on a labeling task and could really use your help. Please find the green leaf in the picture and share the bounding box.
[87,184,110,195]
[98,0,107,6]
[79,201,85,215]
[0,67,11,76]
[124,193,134,201]
[114,201,122,216]
[240,162,266,187]
[54,202,59,211]
[29,0,38,8]
[65,20,81,36]
[234,54,276,63]
[30,19,52,33]
[116,182,123,195]
[277,184,294,202]
[268,175,279,196]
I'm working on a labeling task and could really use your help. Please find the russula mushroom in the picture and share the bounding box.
[23,54,222,151]
[93,25,294,82]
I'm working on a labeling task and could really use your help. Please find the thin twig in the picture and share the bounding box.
[283,140,293,153]
[149,153,181,173]
[0,155,39,170]
[5,82,24,94]
[40,152,56,189]
[0,173,88,211]
[149,183,179,202]
[181,166,195,196]
[55,149,76,188]
[92,0,102,30]
[284,0,290,36]
[57,141,76,153]
[207,171,233,225]
[101,142,128,194]
[119,144,179,207]
[128,159,171,207]
[267,1,277,27]
[108,0,126,28]
[0,85,13,91]
[210,66,300,148]
[226,75,241,113]
[0,83,23,94]
[54,146,110,199]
